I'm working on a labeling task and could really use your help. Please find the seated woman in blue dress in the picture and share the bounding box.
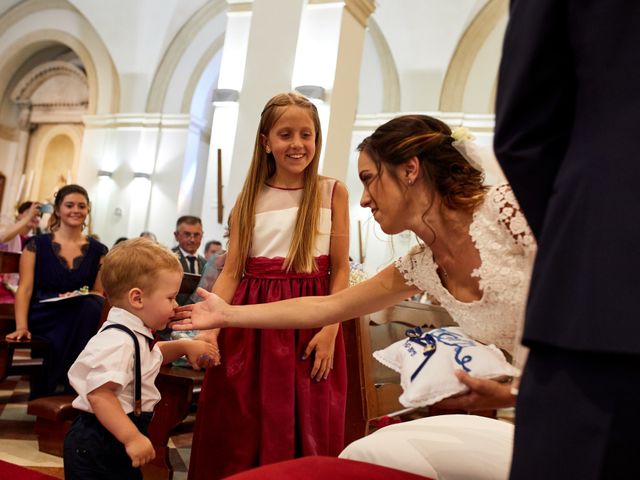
[6,184,108,399]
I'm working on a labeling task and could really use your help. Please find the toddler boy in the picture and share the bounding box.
[63,238,217,479]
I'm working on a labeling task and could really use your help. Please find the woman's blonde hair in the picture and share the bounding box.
[101,237,182,302]
[229,92,322,279]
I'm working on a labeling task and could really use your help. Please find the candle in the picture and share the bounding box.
[25,170,34,200]
[15,173,25,204]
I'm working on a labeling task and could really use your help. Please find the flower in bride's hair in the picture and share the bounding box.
[451,126,476,143]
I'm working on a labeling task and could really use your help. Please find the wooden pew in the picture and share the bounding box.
[343,300,456,445]
[0,251,48,383]
[143,365,204,480]
[0,337,48,383]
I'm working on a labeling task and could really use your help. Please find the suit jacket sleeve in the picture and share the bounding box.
[493,0,575,237]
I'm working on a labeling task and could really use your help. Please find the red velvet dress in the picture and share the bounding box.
[188,180,347,479]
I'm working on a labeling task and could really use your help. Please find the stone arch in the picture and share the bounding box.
[29,124,84,200]
[11,60,88,116]
[146,0,227,114]
[181,35,225,116]
[366,17,401,112]
[438,0,508,113]
[0,0,119,115]
[38,133,74,200]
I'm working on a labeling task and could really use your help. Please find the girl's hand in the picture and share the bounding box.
[184,339,220,369]
[170,288,227,331]
[124,433,155,467]
[5,328,31,341]
[302,326,338,381]
[432,370,516,411]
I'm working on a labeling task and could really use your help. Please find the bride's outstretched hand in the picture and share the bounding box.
[170,288,227,331]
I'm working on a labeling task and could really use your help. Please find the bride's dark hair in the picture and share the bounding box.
[358,114,487,212]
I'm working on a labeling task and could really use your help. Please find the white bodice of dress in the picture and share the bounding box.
[250,178,335,258]
[395,184,537,355]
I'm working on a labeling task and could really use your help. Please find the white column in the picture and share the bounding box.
[225,0,306,208]
[293,0,375,182]
[204,0,374,244]
[201,0,306,242]
[200,1,252,242]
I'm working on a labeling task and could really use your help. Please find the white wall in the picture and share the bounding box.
[0,0,507,253]
[67,0,209,112]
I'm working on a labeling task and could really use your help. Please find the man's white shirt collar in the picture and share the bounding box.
[179,247,197,259]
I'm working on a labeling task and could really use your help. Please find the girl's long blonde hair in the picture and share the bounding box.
[229,92,323,279]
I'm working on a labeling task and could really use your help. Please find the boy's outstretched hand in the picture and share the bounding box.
[185,339,220,368]
[170,288,227,331]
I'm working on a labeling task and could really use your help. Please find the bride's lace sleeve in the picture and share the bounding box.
[493,184,537,254]
[491,184,534,384]
[394,244,430,291]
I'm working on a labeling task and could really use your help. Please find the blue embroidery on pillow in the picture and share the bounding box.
[430,328,476,372]
[405,327,437,381]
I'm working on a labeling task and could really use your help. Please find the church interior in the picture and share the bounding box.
[0,1,513,478]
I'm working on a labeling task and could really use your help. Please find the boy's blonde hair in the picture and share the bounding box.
[101,238,183,302]
[229,92,322,279]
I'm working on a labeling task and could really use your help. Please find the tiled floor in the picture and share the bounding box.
[0,372,194,479]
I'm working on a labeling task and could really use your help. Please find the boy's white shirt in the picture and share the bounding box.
[68,307,163,413]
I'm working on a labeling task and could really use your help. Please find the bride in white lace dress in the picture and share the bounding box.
[173,115,536,479]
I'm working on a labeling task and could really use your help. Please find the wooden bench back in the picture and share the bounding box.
[0,251,51,382]
[343,300,455,444]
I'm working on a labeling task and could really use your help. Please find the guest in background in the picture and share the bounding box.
[189,252,226,305]
[113,237,128,247]
[203,240,223,260]
[0,201,41,250]
[5,184,108,399]
[139,231,157,242]
[172,216,206,306]
[171,236,227,368]
[171,249,226,367]
[0,201,42,303]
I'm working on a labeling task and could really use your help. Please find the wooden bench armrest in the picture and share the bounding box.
[1,338,50,348]
[0,338,49,382]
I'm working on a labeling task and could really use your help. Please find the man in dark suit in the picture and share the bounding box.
[172,215,206,306]
[494,1,640,478]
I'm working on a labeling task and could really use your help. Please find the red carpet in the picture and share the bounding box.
[225,456,431,479]
[0,459,59,479]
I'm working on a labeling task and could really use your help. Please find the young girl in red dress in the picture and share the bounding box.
[188,92,350,479]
